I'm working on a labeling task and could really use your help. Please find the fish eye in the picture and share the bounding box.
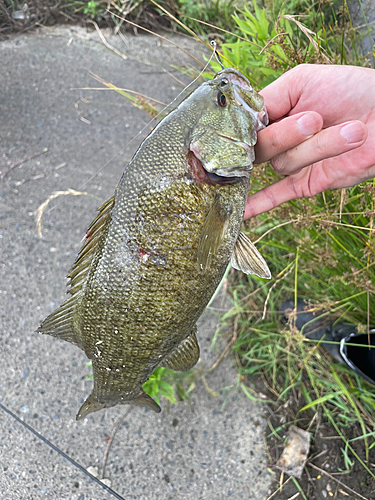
[217,91,226,107]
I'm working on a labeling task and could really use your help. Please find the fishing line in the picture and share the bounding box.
[211,40,224,70]
[0,400,126,500]
[42,39,218,219]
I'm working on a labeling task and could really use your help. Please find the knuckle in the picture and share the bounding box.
[286,175,299,198]
[312,133,328,157]
[260,126,284,159]
[270,154,286,174]
[263,184,278,209]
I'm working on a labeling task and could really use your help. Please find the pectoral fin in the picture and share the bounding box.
[231,231,271,279]
[161,327,200,372]
[197,196,231,274]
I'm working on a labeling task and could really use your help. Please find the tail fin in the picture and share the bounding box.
[76,391,161,421]
[76,392,106,421]
[133,392,161,413]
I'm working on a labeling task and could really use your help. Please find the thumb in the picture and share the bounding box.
[260,66,305,122]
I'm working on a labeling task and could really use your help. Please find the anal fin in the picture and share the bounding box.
[161,327,200,372]
[231,231,271,279]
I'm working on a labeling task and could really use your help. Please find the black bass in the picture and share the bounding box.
[39,68,270,420]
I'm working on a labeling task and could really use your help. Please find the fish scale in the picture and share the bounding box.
[39,68,271,420]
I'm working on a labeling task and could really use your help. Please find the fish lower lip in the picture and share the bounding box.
[203,168,239,184]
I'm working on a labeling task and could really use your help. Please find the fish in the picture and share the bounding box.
[38,68,271,421]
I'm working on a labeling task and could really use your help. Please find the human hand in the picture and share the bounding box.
[244,64,375,219]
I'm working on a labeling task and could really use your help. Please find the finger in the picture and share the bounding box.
[259,66,306,121]
[270,121,368,175]
[255,111,323,164]
[244,140,375,220]
[244,176,300,219]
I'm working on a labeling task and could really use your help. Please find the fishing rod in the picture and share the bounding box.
[0,400,126,500]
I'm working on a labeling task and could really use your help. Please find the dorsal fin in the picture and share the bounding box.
[67,195,115,295]
[37,295,82,347]
[38,196,115,347]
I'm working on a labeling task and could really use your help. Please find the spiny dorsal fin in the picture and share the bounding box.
[38,196,115,348]
[231,231,271,279]
[67,195,115,295]
[37,295,82,347]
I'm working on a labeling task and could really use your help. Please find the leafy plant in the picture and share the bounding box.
[83,0,103,16]
[142,367,178,406]
[177,0,239,35]
[86,363,196,407]
[205,0,372,88]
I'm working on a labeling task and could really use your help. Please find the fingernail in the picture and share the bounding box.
[340,122,365,144]
[296,113,319,137]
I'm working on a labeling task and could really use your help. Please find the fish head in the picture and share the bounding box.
[189,68,268,180]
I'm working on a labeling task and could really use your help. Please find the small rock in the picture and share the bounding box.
[275,425,311,478]
[86,466,99,477]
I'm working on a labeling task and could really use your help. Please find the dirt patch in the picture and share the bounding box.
[265,401,375,499]
[0,0,173,38]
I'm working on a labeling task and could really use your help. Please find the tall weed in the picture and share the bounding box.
[196,0,375,486]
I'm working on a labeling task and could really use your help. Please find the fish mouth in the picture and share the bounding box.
[206,134,254,179]
[217,69,269,132]
[204,169,239,184]
[231,88,268,132]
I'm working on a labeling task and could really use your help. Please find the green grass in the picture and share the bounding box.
[189,1,375,493]
[228,187,375,470]
[217,180,375,493]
